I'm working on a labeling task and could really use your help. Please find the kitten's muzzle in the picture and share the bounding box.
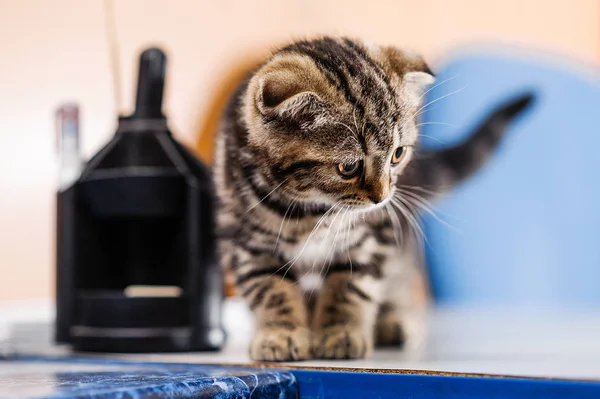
[365,181,390,204]
[368,194,384,204]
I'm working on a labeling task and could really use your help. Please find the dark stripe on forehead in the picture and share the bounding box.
[342,38,400,113]
[322,37,362,78]
[329,40,393,121]
[282,39,366,117]
[322,38,394,120]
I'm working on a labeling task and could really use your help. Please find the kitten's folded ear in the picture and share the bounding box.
[382,46,435,107]
[402,71,435,108]
[255,71,325,118]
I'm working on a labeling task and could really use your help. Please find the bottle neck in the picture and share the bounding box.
[115,117,169,135]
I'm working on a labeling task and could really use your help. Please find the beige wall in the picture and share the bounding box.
[1,0,599,302]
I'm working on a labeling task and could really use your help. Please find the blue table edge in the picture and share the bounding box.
[4,354,600,398]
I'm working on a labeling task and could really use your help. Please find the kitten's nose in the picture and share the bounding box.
[368,194,384,204]
[366,181,389,204]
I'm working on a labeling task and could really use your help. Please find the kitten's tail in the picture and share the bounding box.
[404,92,535,198]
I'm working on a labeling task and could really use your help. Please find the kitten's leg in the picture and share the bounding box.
[311,261,383,359]
[375,241,429,351]
[375,280,427,350]
[235,253,311,361]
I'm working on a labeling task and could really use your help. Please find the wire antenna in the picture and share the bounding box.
[103,0,122,113]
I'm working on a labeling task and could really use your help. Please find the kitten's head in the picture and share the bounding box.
[243,37,434,211]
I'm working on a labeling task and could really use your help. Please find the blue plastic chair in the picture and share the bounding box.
[420,47,600,308]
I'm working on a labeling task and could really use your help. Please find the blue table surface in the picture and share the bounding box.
[2,355,600,399]
[0,357,297,399]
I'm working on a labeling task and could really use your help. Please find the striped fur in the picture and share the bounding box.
[214,36,533,361]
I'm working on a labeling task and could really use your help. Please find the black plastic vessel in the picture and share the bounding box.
[55,48,225,352]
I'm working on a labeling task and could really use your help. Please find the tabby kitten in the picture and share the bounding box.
[214,37,532,361]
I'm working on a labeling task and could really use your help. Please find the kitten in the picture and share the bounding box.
[214,36,533,361]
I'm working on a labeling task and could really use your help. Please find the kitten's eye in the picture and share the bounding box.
[391,146,407,165]
[337,160,362,178]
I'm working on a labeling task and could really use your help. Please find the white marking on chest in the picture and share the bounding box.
[282,215,355,272]
[298,272,324,292]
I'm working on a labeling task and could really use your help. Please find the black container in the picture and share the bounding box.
[55,48,225,352]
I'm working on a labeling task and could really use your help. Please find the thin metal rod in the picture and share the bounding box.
[103,0,122,113]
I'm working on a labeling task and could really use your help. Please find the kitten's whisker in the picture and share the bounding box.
[392,196,420,228]
[345,206,355,274]
[397,192,450,231]
[413,106,438,120]
[276,211,331,280]
[301,204,340,298]
[413,87,466,119]
[397,188,433,206]
[416,122,456,128]
[321,205,349,280]
[304,204,346,290]
[397,190,438,216]
[397,189,460,234]
[417,74,459,101]
[398,185,447,209]
[417,134,448,144]
[330,206,348,260]
[385,203,403,247]
[309,203,345,278]
[274,194,299,252]
[400,197,427,247]
[346,207,356,274]
[391,197,425,248]
[399,184,440,197]
[343,209,350,270]
[278,202,341,280]
[246,179,287,212]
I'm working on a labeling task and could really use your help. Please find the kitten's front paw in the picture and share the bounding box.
[250,326,311,362]
[313,326,372,359]
[375,319,405,347]
[376,313,426,352]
